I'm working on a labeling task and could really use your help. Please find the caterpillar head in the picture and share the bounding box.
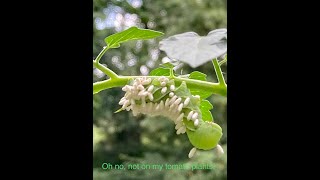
[118,76,223,158]
[186,121,222,150]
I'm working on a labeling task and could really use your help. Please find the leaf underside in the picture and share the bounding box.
[105,26,164,48]
[159,28,227,68]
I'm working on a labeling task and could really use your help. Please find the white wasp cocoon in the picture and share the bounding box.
[158,76,165,81]
[174,97,182,105]
[122,85,129,91]
[165,98,170,107]
[192,112,198,120]
[194,119,199,126]
[161,87,167,94]
[138,90,147,97]
[160,82,166,87]
[169,95,177,105]
[119,98,126,105]
[124,92,131,98]
[147,93,154,101]
[180,126,186,134]
[178,103,184,112]
[122,100,130,109]
[155,104,160,110]
[170,85,175,91]
[175,113,184,123]
[188,147,197,158]
[187,111,194,120]
[183,97,190,107]
[176,126,185,134]
[137,84,144,91]
[159,100,164,109]
[147,85,154,92]
[142,78,151,85]
[169,103,176,110]
[169,92,174,97]
[175,122,183,130]
[132,81,138,87]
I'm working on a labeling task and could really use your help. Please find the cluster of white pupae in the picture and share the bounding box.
[119,76,210,158]
[119,76,201,136]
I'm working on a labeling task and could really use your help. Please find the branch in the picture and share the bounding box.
[93,75,227,97]
[93,61,118,79]
[212,58,227,87]
[94,46,109,63]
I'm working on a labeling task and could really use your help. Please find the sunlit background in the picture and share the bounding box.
[93,0,227,179]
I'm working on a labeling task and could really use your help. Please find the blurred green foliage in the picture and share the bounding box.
[93,0,227,179]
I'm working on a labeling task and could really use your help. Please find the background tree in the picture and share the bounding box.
[93,0,227,179]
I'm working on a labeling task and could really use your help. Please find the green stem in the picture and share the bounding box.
[92,46,226,97]
[94,46,109,63]
[93,77,129,94]
[93,61,118,79]
[212,59,227,87]
[169,68,174,78]
[93,75,227,96]
[174,76,226,97]
[218,57,227,66]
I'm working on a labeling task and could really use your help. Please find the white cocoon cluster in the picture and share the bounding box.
[119,77,205,158]
[119,76,196,135]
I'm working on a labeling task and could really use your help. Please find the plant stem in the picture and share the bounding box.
[212,59,227,87]
[94,46,109,63]
[174,76,227,97]
[93,77,129,94]
[218,57,227,66]
[93,61,118,79]
[92,47,226,97]
[93,75,227,96]
[169,68,174,78]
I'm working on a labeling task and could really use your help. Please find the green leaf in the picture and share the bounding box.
[201,111,213,122]
[189,71,207,81]
[200,100,214,121]
[149,62,175,76]
[159,29,227,68]
[201,100,213,109]
[160,62,175,68]
[149,67,170,76]
[105,26,164,48]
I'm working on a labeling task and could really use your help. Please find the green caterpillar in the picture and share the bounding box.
[119,76,223,158]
